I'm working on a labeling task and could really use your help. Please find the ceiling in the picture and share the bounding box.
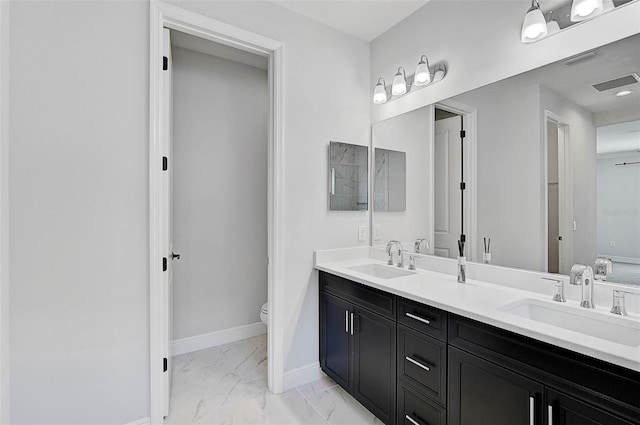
[271,0,430,41]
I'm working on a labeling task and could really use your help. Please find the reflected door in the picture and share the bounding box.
[434,115,462,258]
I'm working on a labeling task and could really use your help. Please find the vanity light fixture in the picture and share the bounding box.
[570,0,603,21]
[414,55,431,86]
[373,78,388,104]
[372,56,447,104]
[521,0,548,43]
[391,67,408,95]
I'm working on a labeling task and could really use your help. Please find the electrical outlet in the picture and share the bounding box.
[358,225,368,242]
[373,225,381,241]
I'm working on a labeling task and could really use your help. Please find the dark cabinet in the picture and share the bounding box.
[547,389,636,425]
[320,271,640,425]
[319,272,396,424]
[449,346,543,425]
[353,306,396,424]
[319,291,352,390]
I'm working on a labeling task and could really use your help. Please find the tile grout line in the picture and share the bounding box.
[295,382,340,425]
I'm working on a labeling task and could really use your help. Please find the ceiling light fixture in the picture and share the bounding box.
[391,67,408,95]
[521,0,548,43]
[414,55,431,86]
[373,78,388,104]
[615,90,633,97]
[570,0,603,21]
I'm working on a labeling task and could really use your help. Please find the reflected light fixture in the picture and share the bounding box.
[570,0,603,21]
[391,67,407,95]
[373,78,388,104]
[521,0,548,43]
[414,55,431,86]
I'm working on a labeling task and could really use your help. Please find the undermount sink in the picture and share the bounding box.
[347,263,417,279]
[499,298,640,347]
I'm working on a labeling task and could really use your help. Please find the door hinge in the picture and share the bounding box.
[460,182,466,190]
[163,257,167,271]
[163,56,168,71]
[266,257,269,266]
[163,357,168,372]
[460,130,466,138]
[162,156,168,171]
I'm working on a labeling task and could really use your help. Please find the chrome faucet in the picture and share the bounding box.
[385,240,404,268]
[414,238,429,254]
[569,264,595,308]
[594,257,613,281]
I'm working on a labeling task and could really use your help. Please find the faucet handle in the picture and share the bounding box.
[542,277,566,303]
[610,290,638,316]
[406,252,417,271]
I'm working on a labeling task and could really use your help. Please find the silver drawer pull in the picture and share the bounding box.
[405,414,422,425]
[406,312,431,325]
[548,405,553,425]
[345,310,349,333]
[405,356,430,371]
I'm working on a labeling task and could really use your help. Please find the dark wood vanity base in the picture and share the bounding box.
[319,271,640,425]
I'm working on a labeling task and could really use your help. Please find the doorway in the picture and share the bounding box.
[149,3,284,423]
[432,103,476,261]
[544,112,573,274]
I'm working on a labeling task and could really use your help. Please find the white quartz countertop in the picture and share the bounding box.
[315,251,640,372]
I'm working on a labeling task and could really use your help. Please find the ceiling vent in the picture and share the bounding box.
[560,51,597,66]
[593,73,640,92]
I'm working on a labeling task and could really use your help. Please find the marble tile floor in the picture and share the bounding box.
[165,334,384,425]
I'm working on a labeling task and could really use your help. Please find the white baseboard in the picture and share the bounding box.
[606,255,640,265]
[124,417,150,425]
[171,322,266,356]
[283,362,325,391]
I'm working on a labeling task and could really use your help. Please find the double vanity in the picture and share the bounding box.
[315,247,640,425]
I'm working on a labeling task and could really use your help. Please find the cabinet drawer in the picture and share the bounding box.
[397,325,447,406]
[397,382,446,425]
[320,271,396,319]
[398,297,447,341]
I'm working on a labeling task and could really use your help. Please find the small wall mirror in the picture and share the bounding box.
[328,141,368,211]
[374,148,406,212]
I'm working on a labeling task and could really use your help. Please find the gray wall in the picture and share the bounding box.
[597,152,640,261]
[9,1,149,423]
[540,86,597,267]
[171,46,268,340]
[454,83,543,271]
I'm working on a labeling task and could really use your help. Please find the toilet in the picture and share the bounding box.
[260,302,268,326]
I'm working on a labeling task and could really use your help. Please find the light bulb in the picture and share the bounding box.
[391,68,407,95]
[373,79,387,104]
[414,56,431,86]
[521,0,548,43]
[570,0,603,21]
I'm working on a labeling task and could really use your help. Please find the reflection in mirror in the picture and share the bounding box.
[328,141,368,211]
[374,148,406,212]
[596,120,640,285]
[444,33,640,284]
[371,107,432,247]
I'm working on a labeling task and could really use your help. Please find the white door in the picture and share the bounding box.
[434,116,462,258]
[161,27,174,417]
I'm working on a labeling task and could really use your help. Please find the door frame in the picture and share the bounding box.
[149,2,284,422]
[432,100,477,262]
[543,111,573,274]
[0,1,8,423]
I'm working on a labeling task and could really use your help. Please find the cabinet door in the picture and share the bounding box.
[546,389,636,425]
[320,291,352,390]
[353,306,397,424]
[449,347,544,425]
